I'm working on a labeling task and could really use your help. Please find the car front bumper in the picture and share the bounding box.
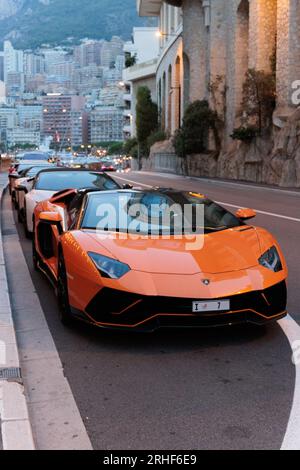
[71,280,288,331]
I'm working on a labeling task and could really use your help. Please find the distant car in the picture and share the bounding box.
[22,168,122,237]
[32,188,288,329]
[21,151,50,162]
[100,161,117,172]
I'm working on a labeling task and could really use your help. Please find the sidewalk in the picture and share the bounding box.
[0,169,35,450]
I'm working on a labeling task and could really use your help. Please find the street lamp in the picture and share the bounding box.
[156,31,182,39]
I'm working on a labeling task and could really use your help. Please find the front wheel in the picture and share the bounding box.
[57,252,73,326]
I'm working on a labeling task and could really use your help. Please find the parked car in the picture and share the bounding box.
[8,162,51,202]
[32,188,288,329]
[21,168,123,237]
[14,164,54,217]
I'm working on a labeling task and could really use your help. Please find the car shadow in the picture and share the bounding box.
[61,317,278,356]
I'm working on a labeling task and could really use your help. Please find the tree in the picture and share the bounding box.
[108,142,124,155]
[125,54,137,68]
[241,69,276,135]
[173,100,219,159]
[136,86,158,160]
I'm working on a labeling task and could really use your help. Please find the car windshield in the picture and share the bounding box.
[18,164,36,173]
[24,166,52,177]
[34,171,120,191]
[23,152,49,161]
[81,191,243,235]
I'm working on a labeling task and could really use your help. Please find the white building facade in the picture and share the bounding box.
[122,26,160,139]
[138,0,300,150]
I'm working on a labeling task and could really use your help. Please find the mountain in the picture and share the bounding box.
[0,0,150,49]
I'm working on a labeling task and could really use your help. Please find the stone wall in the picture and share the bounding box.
[144,106,300,187]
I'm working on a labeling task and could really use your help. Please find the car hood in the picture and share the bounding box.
[83,226,262,275]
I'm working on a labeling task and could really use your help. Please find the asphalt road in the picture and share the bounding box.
[5,171,300,450]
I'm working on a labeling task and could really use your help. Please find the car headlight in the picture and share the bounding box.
[88,252,130,279]
[259,246,283,272]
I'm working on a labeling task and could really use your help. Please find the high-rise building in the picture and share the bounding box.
[0,52,4,82]
[17,104,43,131]
[6,127,41,148]
[74,40,103,67]
[42,94,86,146]
[6,72,25,99]
[41,48,69,73]
[4,41,24,83]
[89,106,123,143]
[24,51,45,77]
[100,37,124,68]
[0,107,17,130]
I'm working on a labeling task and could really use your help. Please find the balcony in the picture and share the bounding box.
[137,0,182,16]
[137,0,162,16]
[123,124,132,134]
[123,58,158,82]
[123,93,132,102]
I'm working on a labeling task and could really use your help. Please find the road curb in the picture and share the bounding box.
[0,173,35,450]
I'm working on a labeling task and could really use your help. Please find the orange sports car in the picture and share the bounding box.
[32,188,288,330]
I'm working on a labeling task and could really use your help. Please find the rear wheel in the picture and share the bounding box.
[17,209,22,223]
[32,237,39,272]
[24,203,32,239]
[57,252,72,326]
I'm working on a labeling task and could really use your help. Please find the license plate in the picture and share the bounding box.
[193,300,230,313]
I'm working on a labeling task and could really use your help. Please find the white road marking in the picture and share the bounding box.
[114,175,300,223]
[215,202,300,223]
[114,175,153,188]
[140,171,300,197]
[279,315,300,450]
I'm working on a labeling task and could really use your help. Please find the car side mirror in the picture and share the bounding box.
[16,185,28,194]
[235,208,257,221]
[39,212,63,234]
[123,184,133,189]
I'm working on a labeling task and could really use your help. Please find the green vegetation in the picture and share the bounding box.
[8,143,36,151]
[136,86,158,159]
[123,137,138,159]
[173,100,219,158]
[107,142,124,155]
[125,54,137,68]
[230,126,258,142]
[147,130,167,149]
[240,69,276,137]
[0,0,147,49]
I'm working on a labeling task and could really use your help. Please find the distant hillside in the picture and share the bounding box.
[0,0,152,49]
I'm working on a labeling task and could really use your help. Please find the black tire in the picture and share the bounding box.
[11,191,16,207]
[57,252,73,326]
[32,237,39,272]
[24,204,32,239]
[17,209,22,223]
